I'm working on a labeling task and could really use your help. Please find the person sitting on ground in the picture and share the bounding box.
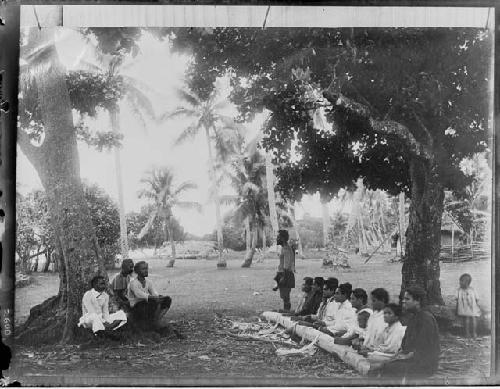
[274,230,296,313]
[78,275,127,337]
[350,288,371,313]
[317,282,356,337]
[360,303,406,366]
[285,277,313,315]
[379,286,440,378]
[110,258,134,312]
[294,277,324,316]
[0,339,21,387]
[353,288,389,350]
[334,288,373,345]
[303,277,339,324]
[127,261,172,331]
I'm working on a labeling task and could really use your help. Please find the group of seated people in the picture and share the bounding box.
[78,259,172,338]
[282,276,440,378]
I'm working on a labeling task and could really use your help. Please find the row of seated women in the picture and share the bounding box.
[282,276,440,378]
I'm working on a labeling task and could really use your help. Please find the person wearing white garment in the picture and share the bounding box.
[78,276,127,336]
[318,283,356,336]
[362,303,407,368]
[354,288,389,350]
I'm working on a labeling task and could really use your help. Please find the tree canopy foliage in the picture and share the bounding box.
[168,27,491,202]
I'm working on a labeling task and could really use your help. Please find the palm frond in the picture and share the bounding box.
[174,123,201,146]
[124,82,156,120]
[219,195,240,206]
[174,181,198,196]
[176,88,201,107]
[157,107,199,123]
[242,182,261,195]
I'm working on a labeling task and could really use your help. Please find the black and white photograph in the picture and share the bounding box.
[1,3,495,386]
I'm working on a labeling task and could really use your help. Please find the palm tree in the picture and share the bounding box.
[137,167,201,267]
[159,84,244,268]
[70,40,157,259]
[221,149,268,267]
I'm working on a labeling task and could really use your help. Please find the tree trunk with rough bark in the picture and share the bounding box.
[16,27,104,344]
[401,159,445,305]
[109,107,129,259]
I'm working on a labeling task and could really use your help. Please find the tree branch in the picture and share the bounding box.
[323,88,433,160]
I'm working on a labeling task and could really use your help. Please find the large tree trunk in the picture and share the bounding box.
[401,159,445,305]
[242,226,257,267]
[16,26,104,344]
[205,127,225,268]
[109,107,129,259]
[166,219,176,268]
[398,192,406,258]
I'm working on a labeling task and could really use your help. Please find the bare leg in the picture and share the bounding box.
[472,317,478,339]
[464,316,471,338]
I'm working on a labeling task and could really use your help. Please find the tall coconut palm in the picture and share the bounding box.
[137,167,201,267]
[221,149,268,267]
[69,40,158,259]
[159,84,244,268]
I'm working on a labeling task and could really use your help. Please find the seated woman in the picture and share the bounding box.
[334,307,372,346]
[379,286,440,378]
[359,303,406,369]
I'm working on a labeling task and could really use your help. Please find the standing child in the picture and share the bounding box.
[457,273,481,338]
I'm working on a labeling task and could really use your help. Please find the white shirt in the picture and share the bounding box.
[81,288,110,322]
[363,309,387,348]
[127,278,158,307]
[373,321,406,354]
[326,300,356,333]
[342,307,373,339]
[321,298,339,326]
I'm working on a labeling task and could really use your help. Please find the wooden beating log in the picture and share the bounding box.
[262,311,371,375]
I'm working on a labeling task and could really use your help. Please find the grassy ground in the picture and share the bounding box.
[11,253,492,385]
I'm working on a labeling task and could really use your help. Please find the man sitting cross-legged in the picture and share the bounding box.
[127,261,172,331]
[317,282,356,337]
[78,275,127,337]
[110,258,134,312]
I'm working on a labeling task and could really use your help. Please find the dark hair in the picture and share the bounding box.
[406,286,427,306]
[352,288,368,305]
[459,273,472,285]
[314,277,325,288]
[338,283,352,298]
[134,261,147,273]
[371,288,390,304]
[90,275,105,289]
[278,230,289,242]
[303,277,314,285]
[121,258,134,268]
[385,303,402,317]
[325,277,339,291]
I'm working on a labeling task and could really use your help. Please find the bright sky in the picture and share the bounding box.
[16,29,327,236]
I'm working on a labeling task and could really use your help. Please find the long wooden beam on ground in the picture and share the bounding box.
[262,311,371,375]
